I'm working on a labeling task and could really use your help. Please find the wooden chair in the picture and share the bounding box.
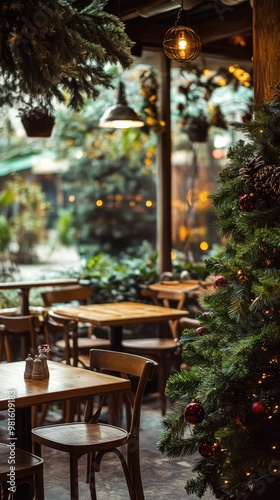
[122,288,188,415]
[0,314,41,362]
[41,285,111,353]
[32,349,158,500]
[43,310,92,422]
[0,443,44,500]
[0,314,46,428]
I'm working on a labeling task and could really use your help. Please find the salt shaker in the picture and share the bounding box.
[24,354,33,379]
[32,355,44,380]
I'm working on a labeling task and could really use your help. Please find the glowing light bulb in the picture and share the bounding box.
[178,37,187,50]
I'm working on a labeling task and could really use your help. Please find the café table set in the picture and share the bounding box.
[0,276,197,498]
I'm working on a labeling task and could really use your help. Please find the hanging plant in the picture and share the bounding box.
[139,69,165,133]
[19,105,55,137]
[177,65,252,142]
[0,0,134,110]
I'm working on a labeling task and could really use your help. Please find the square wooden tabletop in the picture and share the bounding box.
[53,301,189,327]
[0,360,130,410]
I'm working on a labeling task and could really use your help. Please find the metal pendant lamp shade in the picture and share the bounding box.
[163,5,201,62]
[99,81,144,129]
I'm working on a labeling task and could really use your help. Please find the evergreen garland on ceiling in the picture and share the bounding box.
[0,0,134,110]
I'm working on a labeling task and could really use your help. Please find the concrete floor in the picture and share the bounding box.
[0,394,216,500]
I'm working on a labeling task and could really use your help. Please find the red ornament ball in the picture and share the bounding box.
[251,401,265,415]
[196,327,208,336]
[214,275,227,288]
[198,441,217,458]
[239,193,254,211]
[184,402,205,424]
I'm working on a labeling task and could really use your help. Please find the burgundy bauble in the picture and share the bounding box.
[196,327,208,336]
[251,401,265,415]
[198,441,216,458]
[214,275,227,288]
[184,402,205,424]
[239,193,254,211]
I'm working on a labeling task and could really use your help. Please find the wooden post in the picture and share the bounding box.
[253,0,280,103]
[157,54,172,273]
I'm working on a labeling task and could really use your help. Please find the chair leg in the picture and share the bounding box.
[128,439,144,500]
[88,452,97,500]
[70,454,79,500]
[35,463,45,500]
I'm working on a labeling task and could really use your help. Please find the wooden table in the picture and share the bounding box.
[0,360,130,451]
[53,301,189,350]
[0,278,78,315]
[149,280,200,297]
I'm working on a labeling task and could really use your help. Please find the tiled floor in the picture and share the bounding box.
[0,394,215,500]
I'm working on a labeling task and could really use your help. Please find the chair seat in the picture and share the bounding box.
[0,443,44,499]
[56,337,111,350]
[0,445,43,475]
[32,422,128,452]
[122,338,178,353]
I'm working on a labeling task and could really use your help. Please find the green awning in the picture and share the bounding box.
[0,152,66,177]
[0,156,33,177]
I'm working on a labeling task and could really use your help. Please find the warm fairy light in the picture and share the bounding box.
[273,468,278,472]
[69,195,75,202]
[272,445,276,450]
[200,241,209,251]
[145,200,153,207]
[199,191,209,203]
[246,472,251,476]
[129,201,136,207]
[268,415,273,419]
[135,194,143,202]
[261,373,267,379]
[171,251,177,260]
[96,199,103,207]
[237,269,242,276]
[224,480,229,484]
[115,194,122,201]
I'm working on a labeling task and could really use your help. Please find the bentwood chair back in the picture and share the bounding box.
[0,314,40,362]
[44,310,91,368]
[0,443,44,499]
[42,285,111,352]
[32,349,158,500]
[41,284,93,308]
[42,284,93,337]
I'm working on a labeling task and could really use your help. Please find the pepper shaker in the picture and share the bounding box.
[32,355,44,380]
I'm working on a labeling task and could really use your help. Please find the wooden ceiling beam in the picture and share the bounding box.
[124,18,252,48]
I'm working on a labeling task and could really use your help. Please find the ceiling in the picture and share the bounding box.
[106,0,253,66]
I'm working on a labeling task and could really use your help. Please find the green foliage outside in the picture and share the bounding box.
[158,94,280,498]
[0,175,49,263]
[53,80,158,257]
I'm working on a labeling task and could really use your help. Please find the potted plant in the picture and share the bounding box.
[19,106,55,137]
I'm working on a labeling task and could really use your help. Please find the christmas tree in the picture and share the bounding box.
[157,85,280,499]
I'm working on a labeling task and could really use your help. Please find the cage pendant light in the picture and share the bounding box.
[99,81,144,129]
[163,1,201,62]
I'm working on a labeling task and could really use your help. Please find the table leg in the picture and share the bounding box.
[15,407,32,451]
[109,326,123,351]
[18,288,30,316]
